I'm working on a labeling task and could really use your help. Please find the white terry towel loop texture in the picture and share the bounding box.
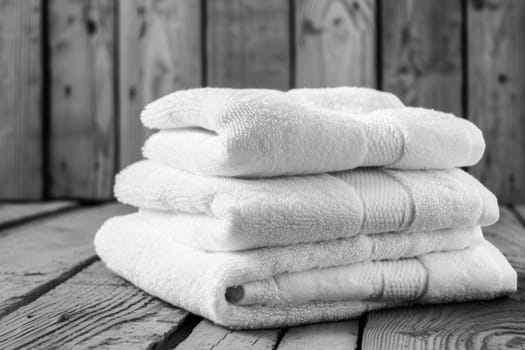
[140,87,485,177]
[115,160,499,251]
[94,214,517,329]
[94,86,516,329]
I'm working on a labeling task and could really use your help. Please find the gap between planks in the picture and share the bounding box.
[2,204,522,349]
[0,262,198,350]
[0,203,131,319]
[0,202,203,350]
[0,201,77,232]
[171,318,362,350]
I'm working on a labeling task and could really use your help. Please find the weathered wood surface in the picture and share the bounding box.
[295,0,376,88]
[1,0,525,203]
[278,321,359,350]
[511,204,525,227]
[488,206,525,302]
[49,0,116,199]
[0,0,42,199]
[0,262,189,350]
[468,0,525,203]
[176,320,282,350]
[0,201,75,228]
[119,0,202,168]
[206,0,290,89]
[363,298,525,350]
[0,204,130,317]
[361,206,525,349]
[175,312,358,350]
[381,0,463,115]
[0,203,524,348]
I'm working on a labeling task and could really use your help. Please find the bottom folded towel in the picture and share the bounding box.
[95,214,517,329]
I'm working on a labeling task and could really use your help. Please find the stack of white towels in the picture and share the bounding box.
[95,87,517,329]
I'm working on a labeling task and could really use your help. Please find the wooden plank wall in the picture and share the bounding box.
[381,0,463,116]
[207,0,290,89]
[467,0,525,203]
[118,0,202,169]
[1,0,524,202]
[48,0,116,199]
[295,0,376,88]
[0,0,42,199]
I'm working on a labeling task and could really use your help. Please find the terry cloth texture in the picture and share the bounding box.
[94,86,516,330]
[140,87,485,177]
[114,160,499,251]
[95,214,517,329]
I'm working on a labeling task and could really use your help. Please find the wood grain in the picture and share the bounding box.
[277,321,359,350]
[361,206,525,349]
[118,0,202,168]
[381,0,463,115]
[511,204,525,227]
[488,206,525,302]
[0,0,42,199]
[484,207,525,274]
[48,0,116,199]
[0,201,75,227]
[295,0,376,88]
[206,0,290,89]
[363,298,525,350]
[468,0,525,203]
[0,203,131,317]
[176,320,282,350]
[0,262,189,350]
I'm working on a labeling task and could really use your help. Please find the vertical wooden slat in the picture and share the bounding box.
[206,0,290,89]
[295,0,376,88]
[118,0,202,168]
[381,0,463,115]
[0,0,42,199]
[48,0,116,199]
[468,0,525,203]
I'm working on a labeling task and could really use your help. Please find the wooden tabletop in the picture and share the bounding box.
[0,202,523,349]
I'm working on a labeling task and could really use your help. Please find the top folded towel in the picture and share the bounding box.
[141,87,485,177]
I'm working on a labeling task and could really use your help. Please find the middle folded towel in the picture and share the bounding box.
[115,160,499,251]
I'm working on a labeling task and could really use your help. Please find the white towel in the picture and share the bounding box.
[115,160,498,251]
[95,214,517,329]
[140,87,485,177]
